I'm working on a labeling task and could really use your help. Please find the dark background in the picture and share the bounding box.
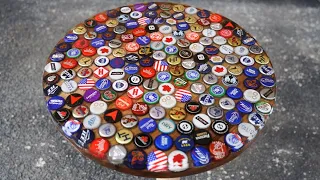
[1,0,319,179]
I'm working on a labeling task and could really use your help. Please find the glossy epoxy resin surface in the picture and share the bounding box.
[42,2,276,178]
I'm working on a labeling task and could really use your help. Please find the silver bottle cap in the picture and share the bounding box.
[109,39,122,49]
[149,106,166,120]
[190,82,206,94]
[99,123,116,138]
[121,114,138,128]
[181,59,195,69]
[143,79,159,90]
[225,55,239,64]
[207,106,223,119]
[203,73,218,85]
[260,88,276,100]
[107,145,127,165]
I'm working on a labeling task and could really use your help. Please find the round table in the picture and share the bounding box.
[43,2,276,178]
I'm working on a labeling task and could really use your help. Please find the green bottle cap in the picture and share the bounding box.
[185,70,200,81]
[156,72,172,83]
[209,85,225,97]
[143,91,160,105]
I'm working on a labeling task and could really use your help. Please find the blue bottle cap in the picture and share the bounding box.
[226,87,243,99]
[260,76,275,87]
[76,129,95,148]
[197,9,210,18]
[225,110,242,125]
[153,17,165,24]
[102,31,116,41]
[172,12,185,20]
[176,22,190,31]
[139,56,155,67]
[165,45,179,55]
[244,66,259,78]
[110,57,125,68]
[107,9,120,18]
[64,34,78,43]
[134,3,147,12]
[244,78,260,89]
[154,134,173,151]
[55,42,71,52]
[124,63,139,74]
[191,146,211,167]
[125,20,139,29]
[231,146,243,152]
[147,2,158,11]
[95,78,111,90]
[242,36,256,46]
[224,133,244,150]
[204,45,219,55]
[136,36,151,46]
[91,38,105,48]
[62,119,82,137]
[47,96,65,110]
[66,48,81,58]
[236,100,253,114]
[94,24,108,34]
[145,10,158,18]
[125,149,147,169]
[139,118,157,133]
[196,63,211,74]
[50,52,65,62]
[175,135,194,152]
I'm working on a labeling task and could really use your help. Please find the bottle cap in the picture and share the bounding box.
[134,133,153,149]
[191,146,211,167]
[158,119,176,134]
[107,145,127,165]
[154,134,173,151]
[177,120,194,135]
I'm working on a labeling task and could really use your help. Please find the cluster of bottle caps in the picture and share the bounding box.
[43,2,276,173]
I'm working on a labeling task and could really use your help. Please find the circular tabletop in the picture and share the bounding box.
[42,2,276,178]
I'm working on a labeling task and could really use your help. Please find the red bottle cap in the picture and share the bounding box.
[209,141,229,160]
[132,27,146,37]
[115,96,133,110]
[140,67,156,79]
[82,46,97,56]
[89,138,110,159]
[74,38,89,49]
[132,102,149,116]
[209,14,222,23]
[61,58,77,69]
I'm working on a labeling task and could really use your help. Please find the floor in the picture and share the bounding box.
[0,0,319,179]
